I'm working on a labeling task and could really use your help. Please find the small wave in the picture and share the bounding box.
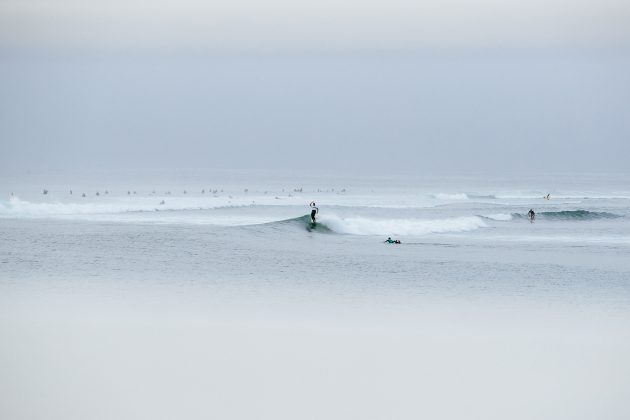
[0,196,260,218]
[480,213,513,221]
[496,194,630,200]
[432,193,469,200]
[512,210,621,221]
[468,194,497,199]
[432,193,495,200]
[310,214,486,236]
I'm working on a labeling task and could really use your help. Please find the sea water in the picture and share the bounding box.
[1,170,629,420]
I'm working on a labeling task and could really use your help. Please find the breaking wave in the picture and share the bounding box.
[288,214,487,236]
[513,210,621,220]
[0,196,254,217]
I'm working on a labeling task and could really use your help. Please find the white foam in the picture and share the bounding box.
[482,213,513,221]
[318,214,487,236]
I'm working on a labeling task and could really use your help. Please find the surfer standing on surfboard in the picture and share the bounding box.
[309,201,319,223]
[528,208,536,222]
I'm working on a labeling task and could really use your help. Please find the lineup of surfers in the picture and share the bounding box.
[40,188,226,199]
[33,187,343,206]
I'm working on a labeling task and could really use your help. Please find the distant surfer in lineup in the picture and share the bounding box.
[385,237,401,244]
[309,201,319,223]
[527,209,536,222]
[544,194,551,200]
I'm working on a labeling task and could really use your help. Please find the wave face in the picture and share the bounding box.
[0,196,297,226]
[273,215,335,233]
[310,214,487,236]
[513,210,621,220]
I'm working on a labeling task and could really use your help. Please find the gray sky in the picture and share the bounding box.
[1,0,629,174]
[2,0,630,51]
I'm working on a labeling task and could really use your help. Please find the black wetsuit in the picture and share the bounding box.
[310,207,318,222]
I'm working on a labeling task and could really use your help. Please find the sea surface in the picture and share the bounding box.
[1,170,629,420]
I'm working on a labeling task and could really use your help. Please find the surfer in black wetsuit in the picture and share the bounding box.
[309,201,319,223]
[527,209,536,221]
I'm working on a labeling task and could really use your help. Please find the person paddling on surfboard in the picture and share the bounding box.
[309,201,319,223]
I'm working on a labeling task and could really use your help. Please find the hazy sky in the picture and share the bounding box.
[1,0,629,174]
[2,0,630,51]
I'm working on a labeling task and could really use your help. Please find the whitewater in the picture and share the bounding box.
[2,171,630,420]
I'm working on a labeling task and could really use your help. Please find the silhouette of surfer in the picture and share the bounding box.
[527,209,536,222]
[309,201,319,223]
[385,237,401,244]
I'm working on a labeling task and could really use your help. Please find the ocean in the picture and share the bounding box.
[1,170,629,420]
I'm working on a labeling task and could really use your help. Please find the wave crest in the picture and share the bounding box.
[513,210,620,220]
[0,196,251,217]
[314,214,487,236]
